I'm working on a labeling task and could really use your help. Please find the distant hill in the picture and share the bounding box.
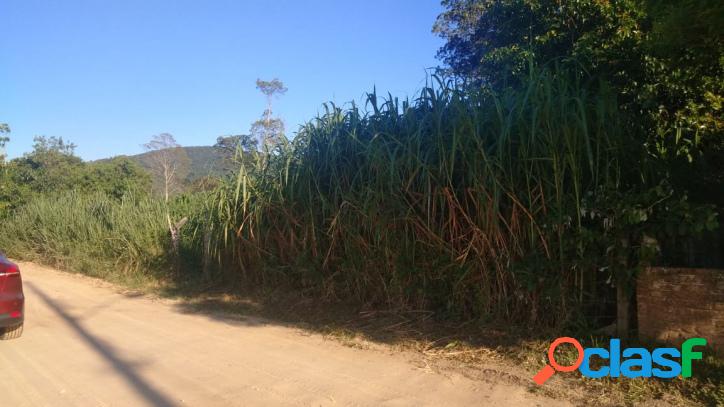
[98,145,231,182]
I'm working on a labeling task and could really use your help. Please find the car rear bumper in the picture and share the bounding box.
[0,308,23,328]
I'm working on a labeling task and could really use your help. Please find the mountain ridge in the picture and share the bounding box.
[96,145,229,181]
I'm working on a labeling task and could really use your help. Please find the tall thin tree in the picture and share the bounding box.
[142,133,190,261]
[251,78,287,150]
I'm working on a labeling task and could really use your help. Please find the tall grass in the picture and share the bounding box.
[0,191,172,281]
[201,68,635,324]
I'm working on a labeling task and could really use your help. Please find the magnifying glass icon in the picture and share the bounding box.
[533,337,584,385]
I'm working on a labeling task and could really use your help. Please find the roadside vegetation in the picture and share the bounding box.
[1,191,169,281]
[0,1,721,405]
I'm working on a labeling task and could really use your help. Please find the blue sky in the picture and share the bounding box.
[1,1,444,160]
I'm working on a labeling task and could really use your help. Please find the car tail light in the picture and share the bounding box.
[0,263,19,275]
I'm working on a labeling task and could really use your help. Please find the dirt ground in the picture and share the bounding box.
[0,262,566,406]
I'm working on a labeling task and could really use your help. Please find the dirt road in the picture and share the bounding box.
[0,262,562,406]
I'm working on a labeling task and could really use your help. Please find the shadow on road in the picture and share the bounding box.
[24,281,177,407]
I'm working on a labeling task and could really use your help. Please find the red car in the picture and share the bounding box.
[0,255,24,339]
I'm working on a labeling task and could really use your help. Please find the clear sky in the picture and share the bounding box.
[1,1,444,160]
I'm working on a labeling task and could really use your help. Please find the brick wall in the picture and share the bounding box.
[637,267,724,356]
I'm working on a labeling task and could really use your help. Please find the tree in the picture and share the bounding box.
[11,136,84,194]
[0,124,9,163]
[142,133,190,259]
[643,0,724,204]
[256,78,287,115]
[214,134,258,156]
[142,133,190,202]
[252,78,287,150]
[0,124,10,215]
[0,132,151,216]
[433,0,723,198]
[84,157,152,199]
[214,134,258,173]
[0,136,150,216]
[31,135,77,156]
[250,116,285,151]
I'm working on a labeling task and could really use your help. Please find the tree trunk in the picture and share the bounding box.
[164,165,169,203]
[616,270,630,339]
[167,213,187,274]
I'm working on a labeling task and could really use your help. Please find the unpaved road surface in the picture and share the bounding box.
[0,262,562,406]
